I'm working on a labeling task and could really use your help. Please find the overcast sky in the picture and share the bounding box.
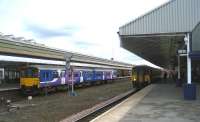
[0,0,168,66]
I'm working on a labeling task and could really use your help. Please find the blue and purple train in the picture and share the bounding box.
[20,65,118,94]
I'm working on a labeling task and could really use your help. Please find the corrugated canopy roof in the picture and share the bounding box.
[119,0,200,68]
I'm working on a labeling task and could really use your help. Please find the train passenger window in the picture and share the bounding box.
[16,72,20,78]
[96,72,102,76]
[88,72,93,76]
[42,73,46,80]
[0,71,3,79]
[9,71,12,79]
[74,73,79,77]
[5,71,8,78]
[0,69,4,85]
[53,71,59,78]
[46,73,49,79]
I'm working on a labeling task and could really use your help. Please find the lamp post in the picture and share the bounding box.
[65,53,77,96]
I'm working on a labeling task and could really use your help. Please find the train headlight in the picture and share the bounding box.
[133,78,136,81]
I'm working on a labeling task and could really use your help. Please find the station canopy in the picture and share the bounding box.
[119,0,200,68]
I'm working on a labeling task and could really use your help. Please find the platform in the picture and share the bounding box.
[0,83,19,92]
[91,84,200,122]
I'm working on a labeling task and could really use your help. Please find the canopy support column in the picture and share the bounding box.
[176,55,182,87]
[186,33,192,84]
[183,33,196,100]
[177,55,181,80]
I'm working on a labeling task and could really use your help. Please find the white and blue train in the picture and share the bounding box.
[20,65,118,94]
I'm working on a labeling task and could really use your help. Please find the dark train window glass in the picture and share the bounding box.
[46,72,49,78]
[74,73,79,77]
[5,71,8,77]
[96,72,102,76]
[53,71,58,78]
[89,72,93,76]
[20,67,38,78]
[32,69,38,77]
[0,71,3,79]
[9,72,12,79]
[43,73,46,79]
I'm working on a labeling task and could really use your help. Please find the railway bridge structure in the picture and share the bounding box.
[0,34,132,87]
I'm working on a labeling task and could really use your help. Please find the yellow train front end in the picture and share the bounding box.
[20,67,40,94]
[131,66,151,89]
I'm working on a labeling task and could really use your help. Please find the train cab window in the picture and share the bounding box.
[21,67,38,78]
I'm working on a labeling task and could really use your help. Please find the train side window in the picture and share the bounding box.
[5,71,8,78]
[42,73,46,79]
[52,71,58,78]
[0,69,4,80]
[74,73,79,77]
[0,71,3,79]
[88,72,93,76]
[46,72,49,79]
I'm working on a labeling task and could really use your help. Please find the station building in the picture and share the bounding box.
[118,0,200,100]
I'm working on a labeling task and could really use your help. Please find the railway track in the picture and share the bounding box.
[60,87,141,122]
[0,77,134,121]
[0,76,130,100]
[0,89,23,103]
[0,89,25,114]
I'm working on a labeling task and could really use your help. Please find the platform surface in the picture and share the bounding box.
[91,84,200,122]
[0,83,19,91]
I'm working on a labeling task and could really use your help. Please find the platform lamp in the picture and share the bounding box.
[65,53,77,96]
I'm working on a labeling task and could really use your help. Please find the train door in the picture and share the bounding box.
[0,68,4,85]
[111,70,113,79]
[103,72,105,80]
[73,71,80,83]
[60,70,66,85]
[80,71,83,83]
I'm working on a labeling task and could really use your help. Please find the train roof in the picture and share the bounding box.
[0,55,131,70]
